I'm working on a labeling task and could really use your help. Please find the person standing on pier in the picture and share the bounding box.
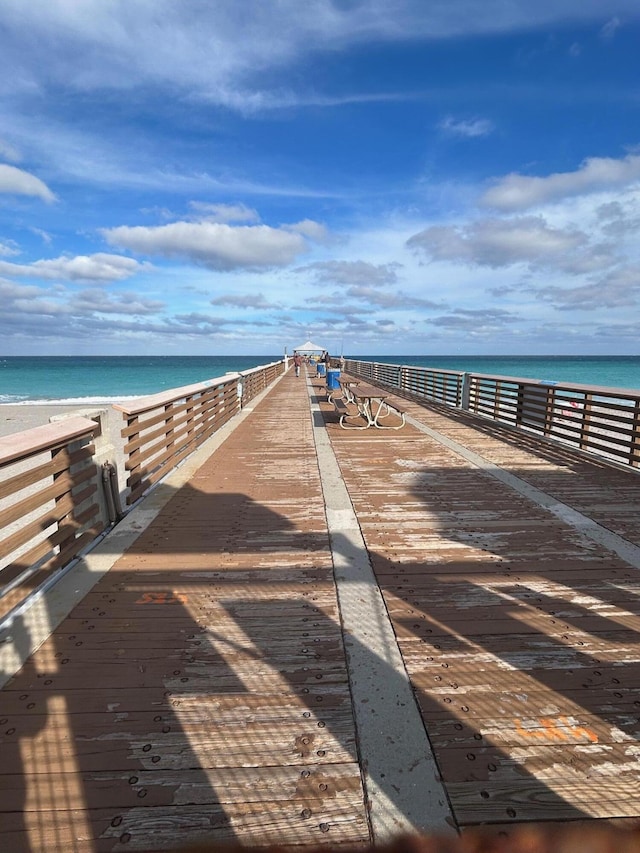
[293,352,302,377]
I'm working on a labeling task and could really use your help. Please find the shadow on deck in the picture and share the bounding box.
[2,367,640,851]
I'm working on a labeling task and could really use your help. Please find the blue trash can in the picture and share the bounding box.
[316,363,326,377]
[326,368,341,389]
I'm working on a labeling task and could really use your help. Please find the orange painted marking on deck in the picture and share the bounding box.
[135,591,187,604]
[515,717,599,743]
[558,715,599,743]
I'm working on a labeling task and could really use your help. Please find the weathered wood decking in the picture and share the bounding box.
[2,367,640,851]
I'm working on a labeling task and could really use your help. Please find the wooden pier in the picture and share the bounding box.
[2,366,640,851]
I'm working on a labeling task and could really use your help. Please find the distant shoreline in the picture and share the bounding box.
[0,397,130,407]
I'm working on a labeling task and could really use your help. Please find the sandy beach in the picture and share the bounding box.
[0,404,96,439]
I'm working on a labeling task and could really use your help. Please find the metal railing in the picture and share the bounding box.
[344,359,463,408]
[344,359,640,470]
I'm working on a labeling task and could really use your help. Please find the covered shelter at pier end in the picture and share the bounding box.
[291,340,325,357]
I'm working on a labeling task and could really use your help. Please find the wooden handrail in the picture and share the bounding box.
[0,417,98,466]
[114,375,239,417]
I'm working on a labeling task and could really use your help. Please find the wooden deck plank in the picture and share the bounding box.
[0,685,351,715]
[38,612,343,633]
[432,741,640,781]
[2,720,357,771]
[0,763,364,811]
[5,659,350,691]
[424,712,640,747]
[380,579,640,601]
[411,665,640,691]
[394,615,640,636]
[29,638,344,660]
[373,559,638,576]
[448,778,640,823]
[396,628,640,654]
[0,706,356,741]
[414,685,639,716]
[0,800,368,852]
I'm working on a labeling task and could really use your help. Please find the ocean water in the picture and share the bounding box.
[1,355,639,405]
[0,356,279,405]
[358,355,640,392]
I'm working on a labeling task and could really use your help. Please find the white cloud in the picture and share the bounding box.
[407,216,588,270]
[0,240,20,258]
[0,279,43,300]
[71,288,165,315]
[600,17,621,40]
[342,285,440,309]
[210,293,281,309]
[0,163,56,202]
[430,307,516,329]
[0,253,147,282]
[29,227,53,245]
[1,108,346,201]
[10,296,66,316]
[438,116,494,138]
[187,202,260,223]
[300,260,401,287]
[535,265,640,310]
[0,139,21,162]
[594,322,640,340]
[285,219,331,243]
[103,220,309,270]
[2,2,639,109]
[481,154,640,211]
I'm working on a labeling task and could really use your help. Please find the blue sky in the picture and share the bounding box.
[1,1,640,357]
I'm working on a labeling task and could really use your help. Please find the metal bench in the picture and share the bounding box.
[332,395,349,419]
[376,396,407,429]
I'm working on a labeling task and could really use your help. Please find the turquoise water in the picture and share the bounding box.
[358,355,640,392]
[0,356,279,404]
[1,355,639,404]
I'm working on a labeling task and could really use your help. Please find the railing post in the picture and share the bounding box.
[631,400,640,468]
[461,373,471,410]
[52,444,76,561]
[544,388,555,435]
[400,366,408,394]
[185,395,196,443]
[126,414,141,496]
[579,393,593,450]
[494,381,502,420]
